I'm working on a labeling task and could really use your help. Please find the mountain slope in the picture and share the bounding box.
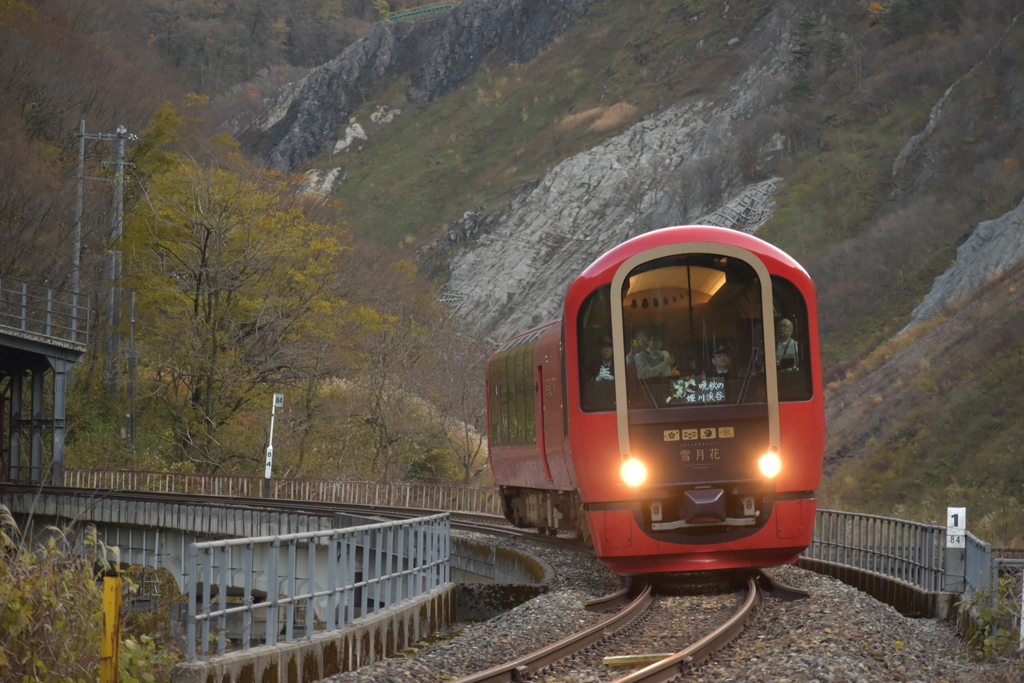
[244,0,1024,527]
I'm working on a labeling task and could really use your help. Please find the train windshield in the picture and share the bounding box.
[617,253,768,410]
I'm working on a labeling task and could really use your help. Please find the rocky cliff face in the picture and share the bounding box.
[908,198,1024,328]
[823,14,1024,470]
[434,3,797,341]
[257,0,596,170]
[895,17,1024,330]
[258,0,1024,359]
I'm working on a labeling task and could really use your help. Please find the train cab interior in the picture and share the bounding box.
[577,253,813,413]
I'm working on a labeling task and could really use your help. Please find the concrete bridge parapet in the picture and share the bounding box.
[0,489,339,591]
[172,583,457,683]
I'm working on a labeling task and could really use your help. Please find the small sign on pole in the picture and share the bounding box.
[263,393,284,498]
[946,506,966,548]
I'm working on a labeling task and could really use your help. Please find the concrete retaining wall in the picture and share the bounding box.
[451,537,550,584]
[450,537,551,620]
[798,557,958,619]
[171,584,457,683]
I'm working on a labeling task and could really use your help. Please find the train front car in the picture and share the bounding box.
[567,226,824,574]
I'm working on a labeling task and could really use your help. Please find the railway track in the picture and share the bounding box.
[0,483,588,549]
[452,570,807,683]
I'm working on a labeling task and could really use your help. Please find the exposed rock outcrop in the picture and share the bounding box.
[907,197,1024,328]
[259,0,596,171]
[438,4,798,340]
[881,14,1024,331]
[301,167,345,197]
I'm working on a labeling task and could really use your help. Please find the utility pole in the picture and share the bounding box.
[72,120,85,344]
[75,122,134,397]
[104,125,127,396]
[126,291,137,448]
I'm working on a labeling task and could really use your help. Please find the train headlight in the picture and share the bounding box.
[620,455,648,487]
[758,450,782,478]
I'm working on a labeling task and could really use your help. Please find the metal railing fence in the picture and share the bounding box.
[0,275,89,347]
[991,558,1024,648]
[185,513,450,661]
[965,531,992,594]
[803,509,946,592]
[66,469,502,515]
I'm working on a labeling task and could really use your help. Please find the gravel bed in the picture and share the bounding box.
[534,590,742,683]
[323,537,1015,683]
[687,565,1014,683]
[322,531,619,683]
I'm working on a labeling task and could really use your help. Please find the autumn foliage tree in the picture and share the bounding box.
[125,157,346,471]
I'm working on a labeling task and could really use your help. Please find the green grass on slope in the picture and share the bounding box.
[317,0,769,245]
[823,342,1024,546]
[819,242,960,373]
[756,85,943,262]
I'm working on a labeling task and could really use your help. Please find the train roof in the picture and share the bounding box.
[579,226,809,282]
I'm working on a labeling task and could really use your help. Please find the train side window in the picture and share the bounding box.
[520,344,536,442]
[771,276,813,402]
[577,285,616,413]
[493,341,540,445]
[513,345,527,443]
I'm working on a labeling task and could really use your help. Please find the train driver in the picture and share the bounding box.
[710,344,736,380]
[593,336,615,381]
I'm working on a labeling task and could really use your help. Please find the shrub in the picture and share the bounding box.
[0,509,182,682]
[0,515,104,681]
[956,575,1023,660]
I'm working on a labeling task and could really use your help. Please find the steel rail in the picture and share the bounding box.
[757,569,812,601]
[610,575,760,683]
[584,576,633,612]
[454,582,654,683]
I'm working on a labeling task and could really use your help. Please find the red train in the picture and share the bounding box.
[485,225,825,574]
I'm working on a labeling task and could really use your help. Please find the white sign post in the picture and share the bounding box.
[946,507,966,548]
[263,393,284,498]
[943,506,967,592]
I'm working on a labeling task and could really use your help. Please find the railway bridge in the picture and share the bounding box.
[0,276,88,486]
[2,478,1021,679]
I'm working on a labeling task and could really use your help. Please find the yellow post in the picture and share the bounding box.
[100,575,122,683]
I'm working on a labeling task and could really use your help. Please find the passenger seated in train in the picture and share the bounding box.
[626,328,648,364]
[776,318,799,371]
[634,334,676,379]
[592,336,615,381]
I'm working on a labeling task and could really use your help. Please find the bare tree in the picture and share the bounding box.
[417,322,489,485]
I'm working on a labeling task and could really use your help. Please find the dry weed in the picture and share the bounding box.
[556,106,603,131]
[589,102,639,132]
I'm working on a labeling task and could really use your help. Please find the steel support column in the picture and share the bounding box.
[30,366,45,484]
[49,357,68,486]
[9,372,22,482]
